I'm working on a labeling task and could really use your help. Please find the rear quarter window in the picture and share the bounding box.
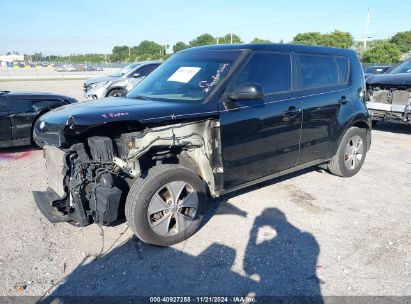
[336,57,350,84]
[298,54,339,89]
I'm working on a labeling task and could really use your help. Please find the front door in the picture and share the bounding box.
[218,52,302,189]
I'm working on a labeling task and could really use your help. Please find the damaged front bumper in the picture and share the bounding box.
[367,102,411,125]
[33,189,71,223]
[33,120,221,227]
[366,85,411,125]
[33,146,72,223]
[33,143,125,227]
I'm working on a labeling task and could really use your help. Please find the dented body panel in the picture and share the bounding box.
[34,96,219,147]
[366,73,411,125]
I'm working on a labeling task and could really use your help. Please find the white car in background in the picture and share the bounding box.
[83,61,162,99]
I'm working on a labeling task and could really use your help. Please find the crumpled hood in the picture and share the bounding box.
[39,96,218,127]
[366,73,411,87]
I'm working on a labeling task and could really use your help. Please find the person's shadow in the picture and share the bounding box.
[40,205,322,302]
[244,208,322,300]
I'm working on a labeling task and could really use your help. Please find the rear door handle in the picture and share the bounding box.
[339,96,350,104]
[283,106,301,117]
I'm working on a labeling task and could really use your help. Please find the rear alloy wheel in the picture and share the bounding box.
[328,127,367,177]
[343,135,364,171]
[125,164,207,246]
[108,88,127,97]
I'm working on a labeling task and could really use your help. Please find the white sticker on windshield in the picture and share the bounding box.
[167,67,201,83]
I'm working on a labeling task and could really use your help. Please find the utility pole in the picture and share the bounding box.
[128,46,131,61]
[230,33,233,44]
[216,37,219,44]
[363,9,371,51]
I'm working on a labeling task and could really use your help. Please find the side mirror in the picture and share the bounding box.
[227,83,264,101]
[132,72,141,78]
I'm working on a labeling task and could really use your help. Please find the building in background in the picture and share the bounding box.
[0,54,24,67]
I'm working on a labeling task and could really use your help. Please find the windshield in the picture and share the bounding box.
[390,58,411,74]
[111,63,140,77]
[127,50,243,102]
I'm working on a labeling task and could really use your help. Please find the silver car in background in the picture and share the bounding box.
[83,61,162,99]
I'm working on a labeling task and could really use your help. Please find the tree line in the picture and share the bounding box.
[20,30,411,64]
[291,30,411,64]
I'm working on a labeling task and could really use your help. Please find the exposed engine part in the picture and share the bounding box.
[88,136,115,162]
[37,119,222,227]
[89,173,122,225]
[367,86,411,105]
[113,156,139,177]
[366,85,411,125]
[41,140,126,226]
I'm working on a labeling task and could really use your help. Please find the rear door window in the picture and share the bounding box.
[235,53,292,94]
[298,54,339,89]
[5,98,33,113]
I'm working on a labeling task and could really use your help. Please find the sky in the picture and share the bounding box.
[1,0,410,55]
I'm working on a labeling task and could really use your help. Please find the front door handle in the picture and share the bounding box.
[283,106,301,117]
[338,96,350,104]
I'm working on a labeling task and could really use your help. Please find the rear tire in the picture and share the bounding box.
[328,127,367,177]
[125,164,207,246]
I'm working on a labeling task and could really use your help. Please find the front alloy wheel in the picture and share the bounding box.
[125,164,207,246]
[148,181,199,236]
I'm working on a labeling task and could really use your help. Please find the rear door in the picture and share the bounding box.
[0,96,11,141]
[296,53,352,164]
[219,51,303,189]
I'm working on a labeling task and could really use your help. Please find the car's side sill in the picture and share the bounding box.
[0,138,31,148]
[217,158,330,197]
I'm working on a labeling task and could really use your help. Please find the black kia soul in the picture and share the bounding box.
[34,44,371,246]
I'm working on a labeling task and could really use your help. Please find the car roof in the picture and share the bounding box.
[2,91,71,98]
[179,43,356,57]
[137,60,164,65]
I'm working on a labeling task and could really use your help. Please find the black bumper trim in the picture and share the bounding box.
[33,190,70,223]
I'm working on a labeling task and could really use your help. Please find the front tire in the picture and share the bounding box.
[107,88,127,97]
[125,164,207,246]
[328,127,367,177]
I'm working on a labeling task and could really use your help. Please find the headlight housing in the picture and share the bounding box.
[89,81,109,90]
